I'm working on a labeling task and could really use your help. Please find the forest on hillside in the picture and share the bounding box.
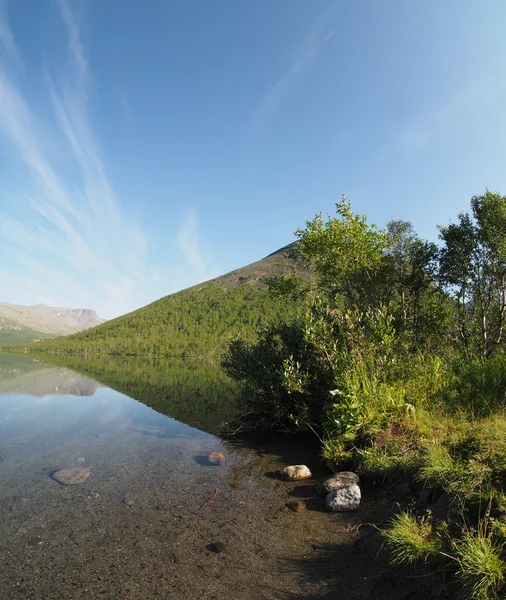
[11,282,300,357]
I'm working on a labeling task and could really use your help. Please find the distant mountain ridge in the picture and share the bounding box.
[0,303,105,344]
[17,243,309,356]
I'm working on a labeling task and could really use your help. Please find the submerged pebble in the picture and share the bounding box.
[286,500,306,513]
[51,467,91,486]
[207,541,226,553]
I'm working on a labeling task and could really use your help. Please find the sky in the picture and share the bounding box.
[0,0,505,319]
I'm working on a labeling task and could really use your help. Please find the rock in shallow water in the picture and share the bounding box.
[316,472,359,496]
[208,452,226,466]
[207,541,226,553]
[51,467,91,486]
[279,465,312,481]
[326,484,361,512]
[286,500,306,512]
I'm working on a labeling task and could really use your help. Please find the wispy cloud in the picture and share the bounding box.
[251,1,338,134]
[177,209,219,283]
[0,0,19,63]
[0,0,215,318]
[395,79,499,154]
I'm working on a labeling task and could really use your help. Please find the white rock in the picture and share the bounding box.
[279,465,312,481]
[326,484,361,512]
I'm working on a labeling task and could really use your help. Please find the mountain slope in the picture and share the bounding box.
[0,303,105,344]
[20,244,308,357]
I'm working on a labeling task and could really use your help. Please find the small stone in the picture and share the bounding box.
[286,500,306,513]
[326,484,361,512]
[28,536,42,546]
[16,527,27,536]
[76,457,85,463]
[279,465,312,481]
[51,467,91,486]
[9,505,17,512]
[316,472,359,496]
[208,452,226,466]
[122,498,134,507]
[207,541,226,553]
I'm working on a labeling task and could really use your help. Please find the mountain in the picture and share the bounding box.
[0,303,105,344]
[18,243,308,357]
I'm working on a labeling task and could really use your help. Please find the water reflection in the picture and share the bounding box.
[0,353,101,397]
[0,352,238,442]
[27,353,239,435]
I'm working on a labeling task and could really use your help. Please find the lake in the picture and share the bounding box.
[0,353,443,600]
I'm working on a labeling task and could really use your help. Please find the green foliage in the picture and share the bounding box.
[222,314,335,431]
[383,513,442,565]
[297,197,389,309]
[1,245,307,358]
[385,514,506,600]
[438,190,506,358]
[0,328,56,344]
[450,351,506,415]
[418,444,492,503]
[223,193,506,598]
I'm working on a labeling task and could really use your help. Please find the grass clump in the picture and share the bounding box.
[384,512,442,565]
[455,531,505,600]
[418,444,492,502]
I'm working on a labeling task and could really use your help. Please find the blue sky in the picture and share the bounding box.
[0,0,505,318]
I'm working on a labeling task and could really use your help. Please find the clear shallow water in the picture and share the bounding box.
[0,354,226,491]
[0,354,254,599]
[0,354,341,600]
[0,354,446,600]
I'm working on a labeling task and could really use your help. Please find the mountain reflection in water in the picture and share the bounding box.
[0,353,238,435]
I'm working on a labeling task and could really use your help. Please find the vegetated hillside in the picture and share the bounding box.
[0,303,104,344]
[20,244,308,357]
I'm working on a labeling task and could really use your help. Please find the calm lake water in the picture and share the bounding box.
[0,353,332,600]
[0,353,448,600]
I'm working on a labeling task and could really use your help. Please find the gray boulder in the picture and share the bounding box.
[326,484,361,512]
[316,471,359,496]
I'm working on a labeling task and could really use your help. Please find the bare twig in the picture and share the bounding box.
[200,488,219,510]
